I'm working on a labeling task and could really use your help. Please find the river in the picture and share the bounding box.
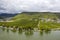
[0,28,60,40]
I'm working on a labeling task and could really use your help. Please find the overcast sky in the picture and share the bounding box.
[0,0,60,13]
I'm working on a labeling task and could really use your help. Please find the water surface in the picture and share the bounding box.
[0,28,60,40]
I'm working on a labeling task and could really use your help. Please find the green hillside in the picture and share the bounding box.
[11,12,58,21]
[0,12,60,30]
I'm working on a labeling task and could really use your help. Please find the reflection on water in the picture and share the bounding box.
[25,30,33,36]
[1,27,52,36]
[40,30,51,36]
[0,28,60,40]
[18,30,23,34]
[1,27,51,36]
[2,28,5,31]
[11,29,17,33]
[45,30,51,34]
[40,31,44,36]
[6,29,9,33]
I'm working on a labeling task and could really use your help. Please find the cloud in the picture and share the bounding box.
[0,0,60,13]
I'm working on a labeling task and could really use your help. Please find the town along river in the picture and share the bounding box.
[0,28,60,40]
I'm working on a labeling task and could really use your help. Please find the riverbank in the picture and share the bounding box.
[0,26,60,32]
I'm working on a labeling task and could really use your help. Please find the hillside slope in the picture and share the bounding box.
[11,12,58,22]
[0,12,60,30]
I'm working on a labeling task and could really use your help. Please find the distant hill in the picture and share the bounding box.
[11,12,60,22]
[0,13,17,19]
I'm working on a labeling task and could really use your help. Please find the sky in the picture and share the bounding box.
[0,0,60,13]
